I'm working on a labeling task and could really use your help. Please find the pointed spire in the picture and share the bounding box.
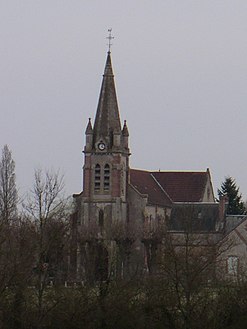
[103,51,114,76]
[93,52,121,146]
[85,118,93,134]
[122,120,129,137]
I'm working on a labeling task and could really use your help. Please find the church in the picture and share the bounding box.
[71,50,229,281]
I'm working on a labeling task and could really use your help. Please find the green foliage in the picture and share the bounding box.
[218,177,246,215]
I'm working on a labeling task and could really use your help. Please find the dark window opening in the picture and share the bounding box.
[104,164,110,191]
[95,164,101,191]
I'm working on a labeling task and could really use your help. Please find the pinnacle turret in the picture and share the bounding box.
[85,118,93,134]
[122,120,129,137]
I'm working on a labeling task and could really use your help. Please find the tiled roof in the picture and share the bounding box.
[151,171,208,202]
[130,169,208,204]
[130,169,172,207]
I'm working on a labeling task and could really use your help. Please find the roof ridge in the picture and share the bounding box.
[151,170,208,173]
[130,168,149,173]
[131,168,208,174]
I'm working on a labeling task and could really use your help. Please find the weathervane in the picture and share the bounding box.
[106,28,114,52]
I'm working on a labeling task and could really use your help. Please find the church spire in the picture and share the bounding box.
[93,51,121,148]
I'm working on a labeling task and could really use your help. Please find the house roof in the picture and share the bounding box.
[129,169,172,207]
[151,171,208,202]
[130,169,209,204]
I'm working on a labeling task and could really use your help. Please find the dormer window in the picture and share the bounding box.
[94,164,101,191]
[104,164,110,191]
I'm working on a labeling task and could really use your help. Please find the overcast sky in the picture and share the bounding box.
[1,1,247,200]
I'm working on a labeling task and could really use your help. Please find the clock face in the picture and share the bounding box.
[98,142,106,151]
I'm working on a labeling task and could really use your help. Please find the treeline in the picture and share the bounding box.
[0,257,247,329]
[1,145,247,329]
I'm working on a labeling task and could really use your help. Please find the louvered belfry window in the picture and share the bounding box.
[104,164,110,191]
[94,164,101,191]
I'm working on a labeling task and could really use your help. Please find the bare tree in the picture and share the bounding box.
[24,169,70,328]
[0,145,18,222]
[153,205,227,329]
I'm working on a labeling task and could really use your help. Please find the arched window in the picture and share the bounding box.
[94,164,101,191]
[104,164,110,191]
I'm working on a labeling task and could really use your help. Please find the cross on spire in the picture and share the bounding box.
[106,28,114,52]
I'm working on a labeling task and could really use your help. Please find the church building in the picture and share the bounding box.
[72,50,225,281]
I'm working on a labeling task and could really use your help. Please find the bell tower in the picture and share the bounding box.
[75,50,130,228]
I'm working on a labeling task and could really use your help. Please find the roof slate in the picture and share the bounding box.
[130,169,172,207]
[130,169,209,204]
[151,171,208,202]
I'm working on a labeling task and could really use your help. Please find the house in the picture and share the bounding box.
[217,214,247,280]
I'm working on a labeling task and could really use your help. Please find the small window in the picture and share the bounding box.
[95,164,101,191]
[227,256,239,275]
[104,164,110,191]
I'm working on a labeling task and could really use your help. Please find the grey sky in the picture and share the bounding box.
[1,1,247,199]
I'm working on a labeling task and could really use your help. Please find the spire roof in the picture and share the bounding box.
[85,118,93,134]
[93,52,121,144]
[122,120,129,137]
